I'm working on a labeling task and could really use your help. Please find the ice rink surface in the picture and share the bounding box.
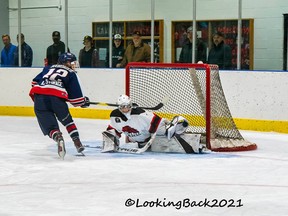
[0,116,287,216]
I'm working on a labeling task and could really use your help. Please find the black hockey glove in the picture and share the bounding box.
[81,96,90,108]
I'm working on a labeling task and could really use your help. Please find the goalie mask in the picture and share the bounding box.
[117,95,132,112]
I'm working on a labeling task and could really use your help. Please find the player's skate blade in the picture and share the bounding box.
[76,146,85,153]
[58,140,66,159]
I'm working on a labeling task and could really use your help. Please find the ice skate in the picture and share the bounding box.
[54,132,66,159]
[199,144,211,153]
[73,137,85,153]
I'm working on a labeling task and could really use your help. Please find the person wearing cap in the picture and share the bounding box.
[116,31,151,68]
[1,34,17,67]
[78,35,100,68]
[208,31,232,70]
[14,33,33,67]
[179,26,207,63]
[46,31,66,66]
[105,34,125,68]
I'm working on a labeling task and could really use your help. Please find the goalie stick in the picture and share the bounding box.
[89,96,169,111]
[113,133,157,154]
[84,133,157,154]
[134,132,157,153]
[83,144,140,153]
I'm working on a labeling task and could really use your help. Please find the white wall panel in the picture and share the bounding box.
[0,68,287,121]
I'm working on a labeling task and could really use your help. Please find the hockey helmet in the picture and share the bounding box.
[117,94,132,109]
[58,52,77,64]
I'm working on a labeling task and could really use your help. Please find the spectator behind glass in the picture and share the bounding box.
[46,31,65,66]
[105,34,125,68]
[116,31,151,68]
[179,26,207,63]
[208,31,232,70]
[1,34,17,67]
[78,35,100,68]
[14,33,33,67]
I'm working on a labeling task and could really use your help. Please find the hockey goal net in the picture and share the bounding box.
[125,62,257,152]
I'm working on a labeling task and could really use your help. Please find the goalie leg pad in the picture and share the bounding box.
[174,133,201,153]
[151,136,186,153]
[102,130,119,153]
[151,133,201,154]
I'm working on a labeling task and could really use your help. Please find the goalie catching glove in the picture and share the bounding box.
[165,116,189,140]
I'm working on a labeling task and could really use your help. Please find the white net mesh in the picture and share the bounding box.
[127,63,257,151]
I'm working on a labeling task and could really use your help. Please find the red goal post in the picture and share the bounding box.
[125,62,257,152]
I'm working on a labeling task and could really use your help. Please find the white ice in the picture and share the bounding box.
[0,116,288,216]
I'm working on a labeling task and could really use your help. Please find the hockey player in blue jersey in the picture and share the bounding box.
[29,52,90,159]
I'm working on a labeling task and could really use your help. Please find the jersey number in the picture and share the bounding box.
[43,68,68,80]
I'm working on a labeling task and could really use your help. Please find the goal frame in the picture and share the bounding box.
[125,62,212,149]
[125,62,257,152]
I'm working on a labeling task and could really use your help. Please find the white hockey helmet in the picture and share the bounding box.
[117,94,132,109]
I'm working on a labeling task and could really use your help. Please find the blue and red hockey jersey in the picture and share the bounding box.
[29,65,86,107]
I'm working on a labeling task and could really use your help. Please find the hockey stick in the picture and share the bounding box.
[84,144,141,153]
[89,96,169,111]
[115,133,157,154]
[84,133,157,154]
[141,96,169,110]
[134,132,157,153]
[88,102,119,107]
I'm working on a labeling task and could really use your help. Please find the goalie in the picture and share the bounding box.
[102,94,205,154]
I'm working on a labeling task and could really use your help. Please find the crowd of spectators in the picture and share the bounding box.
[1,28,232,69]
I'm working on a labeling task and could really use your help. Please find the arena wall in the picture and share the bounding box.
[0,67,287,133]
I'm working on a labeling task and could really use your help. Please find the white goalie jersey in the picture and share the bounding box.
[104,107,204,154]
[107,107,167,143]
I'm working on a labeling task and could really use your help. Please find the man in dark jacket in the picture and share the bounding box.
[179,26,207,63]
[46,31,65,66]
[14,33,33,67]
[105,34,125,68]
[208,31,232,70]
[78,35,100,68]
